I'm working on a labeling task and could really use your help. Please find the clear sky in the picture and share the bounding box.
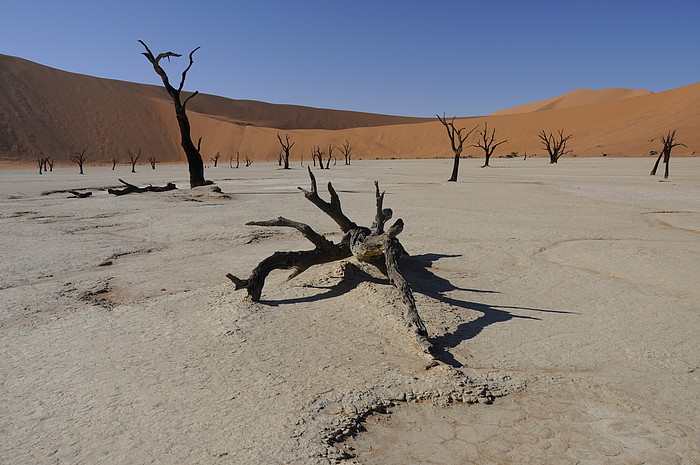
[1,0,699,117]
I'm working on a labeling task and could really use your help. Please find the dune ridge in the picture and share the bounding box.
[1,53,698,165]
[491,88,653,115]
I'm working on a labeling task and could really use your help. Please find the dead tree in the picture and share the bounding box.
[471,123,508,167]
[650,130,686,179]
[235,151,240,168]
[538,129,573,164]
[67,191,92,198]
[69,148,92,175]
[139,40,207,188]
[340,139,353,165]
[325,144,334,169]
[277,133,295,169]
[148,156,158,169]
[312,146,325,169]
[111,154,117,170]
[211,152,221,167]
[227,168,431,354]
[46,158,54,172]
[437,114,477,182]
[107,179,177,196]
[245,155,253,167]
[127,149,141,173]
[37,157,51,174]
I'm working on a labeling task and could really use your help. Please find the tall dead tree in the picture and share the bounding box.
[46,158,54,172]
[211,152,221,167]
[472,123,508,167]
[538,129,573,164]
[111,154,117,170]
[127,149,141,173]
[227,168,431,354]
[148,156,158,169]
[245,155,253,167]
[235,151,240,168]
[340,139,353,165]
[37,157,43,175]
[69,148,92,175]
[437,114,478,182]
[277,133,295,169]
[139,40,207,188]
[650,130,686,179]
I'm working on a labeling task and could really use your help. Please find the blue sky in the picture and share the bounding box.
[1,0,699,117]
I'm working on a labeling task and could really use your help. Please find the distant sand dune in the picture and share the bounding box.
[491,88,652,115]
[1,53,698,164]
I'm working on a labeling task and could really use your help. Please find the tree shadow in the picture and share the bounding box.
[403,253,578,367]
[259,263,384,306]
[258,253,576,369]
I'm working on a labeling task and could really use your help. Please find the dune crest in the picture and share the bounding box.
[1,53,698,163]
[492,88,653,115]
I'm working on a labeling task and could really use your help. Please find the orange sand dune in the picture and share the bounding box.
[234,82,699,161]
[1,53,697,165]
[492,88,652,115]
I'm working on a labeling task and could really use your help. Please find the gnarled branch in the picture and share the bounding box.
[228,169,431,353]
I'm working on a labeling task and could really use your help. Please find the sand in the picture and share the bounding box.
[1,158,698,464]
[2,54,699,164]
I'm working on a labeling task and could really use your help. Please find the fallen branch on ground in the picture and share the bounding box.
[107,179,177,196]
[227,168,432,354]
[67,191,93,198]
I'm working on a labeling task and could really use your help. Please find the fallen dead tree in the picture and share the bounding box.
[107,179,177,196]
[67,191,92,199]
[227,168,431,354]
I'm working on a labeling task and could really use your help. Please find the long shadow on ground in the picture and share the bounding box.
[403,254,577,367]
[259,263,384,306]
[258,254,575,368]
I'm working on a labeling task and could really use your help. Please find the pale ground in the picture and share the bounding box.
[1,157,698,464]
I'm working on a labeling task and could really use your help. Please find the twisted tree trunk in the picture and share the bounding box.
[227,168,431,354]
[139,41,207,188]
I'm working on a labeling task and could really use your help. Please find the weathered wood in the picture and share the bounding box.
[139,41,207,188]
[472,123,508,167]
[277,134,295,169]
[340,140,353,165]
[67,191,92,198]
[69,148,92,175]
[437,114,477,182]
[107,179,177,196]
[650,130,685,179]
[127,148,141,173]
[227,169,431,354]
[297,167,358,233]
[538,129,573,164]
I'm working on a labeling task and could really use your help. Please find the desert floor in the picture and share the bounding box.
[1,157,698,464]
